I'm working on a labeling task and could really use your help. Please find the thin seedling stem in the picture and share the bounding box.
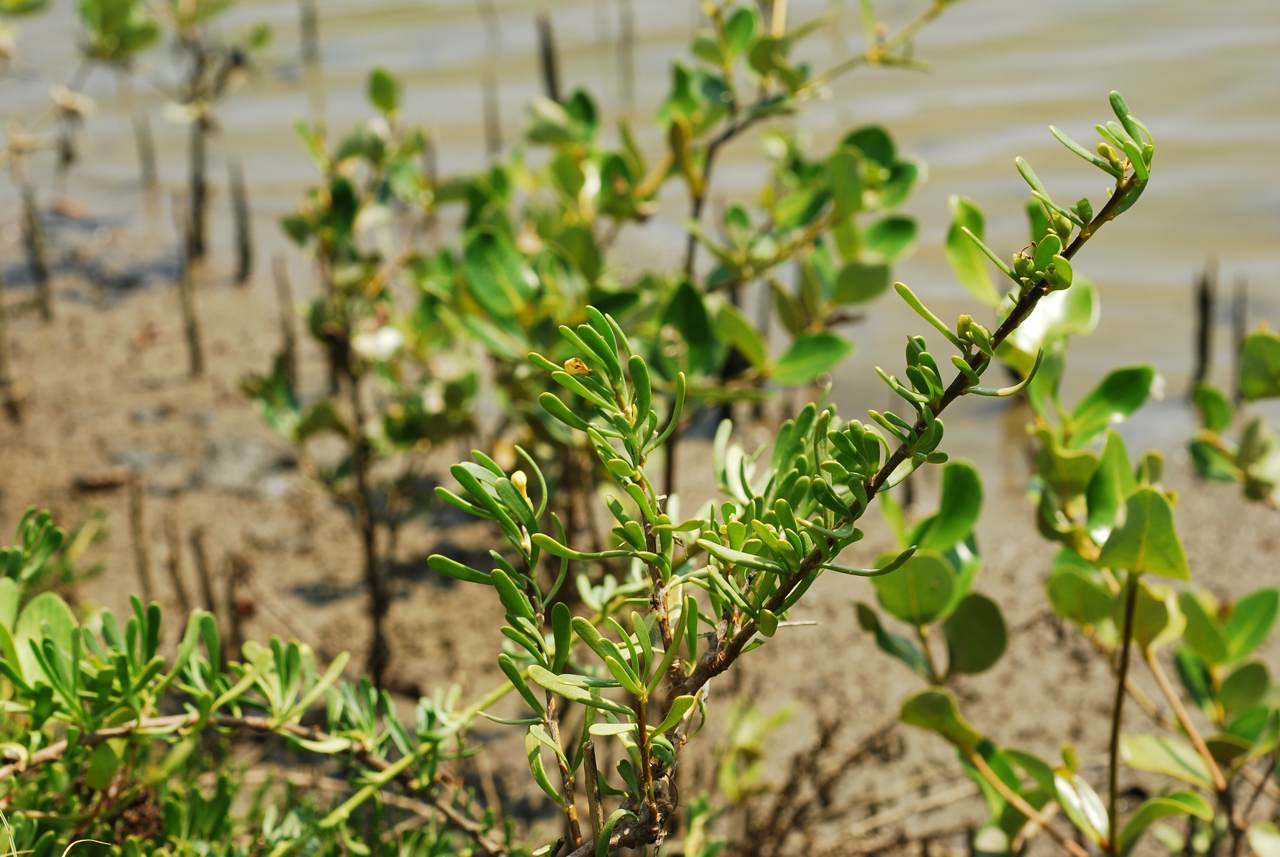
[1107,571,1139,855]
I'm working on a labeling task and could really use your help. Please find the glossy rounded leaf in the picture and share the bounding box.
[1054,771,1108,846]
[873,550,956,626]
[1249,822,1280,857]
[864,216,917,262]
[833,261,889,305]
[1047,567,1113,626]
[943,593,1007,675]
[855,602,930,680]
[841,125,895,167]
[1085,430,1135,539]
[367,68,400,114]
[1192,384,1233,433]
[1120,734,1215,790]
[14,591,77,686]
[713,303,769,369]
[1239,329,1280,401]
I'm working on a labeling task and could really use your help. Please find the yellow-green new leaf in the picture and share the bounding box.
[1097,488,1189,579]
[900,689,982,752]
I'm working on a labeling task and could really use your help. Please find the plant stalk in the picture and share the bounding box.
[1108,571,1139,855]
[1143,648,1228,792]
[965,750,1089,857]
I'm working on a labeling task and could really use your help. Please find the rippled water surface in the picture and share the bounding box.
[3,0,1278,462]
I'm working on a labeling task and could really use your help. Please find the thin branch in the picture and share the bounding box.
[1108,573,1139,856]
[965,750,1090,857]
[1142,647,1228,793]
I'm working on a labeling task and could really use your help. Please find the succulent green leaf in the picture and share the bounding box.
[525,729,568,808]
[427,554,491,585]
[651,695,696,735]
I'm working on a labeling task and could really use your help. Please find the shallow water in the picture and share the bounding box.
[2,0,1278,464]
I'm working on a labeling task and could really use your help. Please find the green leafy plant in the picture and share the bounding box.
[421,90,1155,856]
[409,0,949,521]
[247,69,475,688]
[253,0,954,679]
[899,151,1279,857]
[1190,326,1280,506]
[0,510,514,856]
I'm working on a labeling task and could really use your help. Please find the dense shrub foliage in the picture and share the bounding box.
[2,2,1278,856]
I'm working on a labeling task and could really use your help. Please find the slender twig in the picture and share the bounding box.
[229,158,253,284]
[1233,750,1279,857]
[0,277,21,423]
[163,513,192,614]
[1083,627,1172,730]
[544,694,583,848]
[189,526,220,630]
[272,255,299,390]
[965,750,1090,857]
[1108,572,1139,855]
[20,183,52,323]
[584,740,605,841]
[345,367,390,688]
[1143,648,1227,792]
